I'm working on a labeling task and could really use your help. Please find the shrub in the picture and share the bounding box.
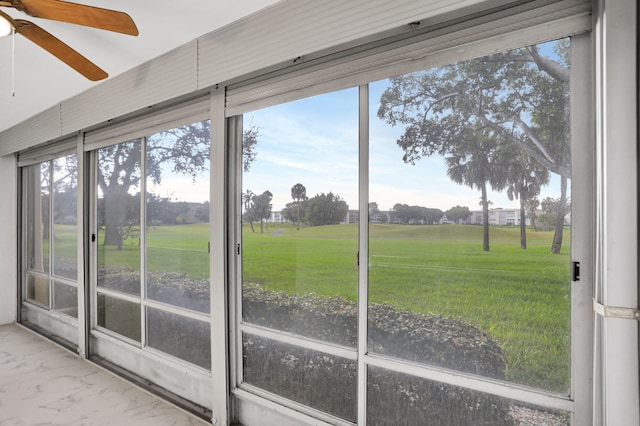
[97,265,210,312]
[94,268,513,425]
[243,283,513,425]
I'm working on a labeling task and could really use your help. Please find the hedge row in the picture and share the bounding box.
[96,266,513,424]
[97,264,210,313]
[243,282,505,380]
[243,282,512,425]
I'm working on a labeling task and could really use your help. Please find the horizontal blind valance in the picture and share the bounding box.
[83,96,210,152]
[17,137,77,167]
[226,0,591,116]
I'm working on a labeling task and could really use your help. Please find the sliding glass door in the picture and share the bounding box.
[90,119,213,408]
[21,152,79,345]
[235,37,586,425]
[239,88,360,422]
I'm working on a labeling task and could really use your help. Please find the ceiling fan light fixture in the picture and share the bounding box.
[0,15,12,37]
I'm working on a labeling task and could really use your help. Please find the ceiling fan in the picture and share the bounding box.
[0,0,138,81]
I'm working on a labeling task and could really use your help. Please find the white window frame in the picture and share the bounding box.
[228,21,594,426]
[85,99,215,412]
[18,141,81,348]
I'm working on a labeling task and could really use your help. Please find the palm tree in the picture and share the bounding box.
[445,127,503,251]
[495,145,550,249]
[290,183,307,230]
[242,189,255,232]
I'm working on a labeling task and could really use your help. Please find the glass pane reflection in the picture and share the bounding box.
[367,366,569,426]
[145,120,211,313]
[26,274,49,307]
[26,163,49,274]
[53,281,77,318]
[368,39,571,393]
[146,308,211,369]
[97,140,141,296]
[242,333,357,422]
[241,89,359,346]
[52,155,78,281]
[97,293,140,342]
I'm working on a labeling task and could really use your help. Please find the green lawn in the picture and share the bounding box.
[97,223,210,279]
[242,222,570,393]
[93,221,570,393]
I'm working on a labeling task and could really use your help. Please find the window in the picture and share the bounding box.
[239,88,360,421]
[234,37,584,425]
[22,153,79,343]
[369,39,572,394]
[93,120,212,370]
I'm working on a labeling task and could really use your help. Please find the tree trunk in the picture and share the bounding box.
[103,191,125,250]
[551,176,568,254]
[481,182,490,252]
[519,194,527,249]
[529,207,538,232]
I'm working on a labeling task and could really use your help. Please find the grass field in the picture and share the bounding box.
[92,221,570,393]
[241,222,570,393]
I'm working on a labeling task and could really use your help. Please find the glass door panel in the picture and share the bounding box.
[97,140,142,296]
[90,120,213,409]
[22,154,79,345]
[240,88,359,421]
[144,120,212,368]
[368,39,572,397]
[52,155,78,282]
[96,139,142,339]
[25,162,49,276]
[97,293,141,342]
[145,121,211,314]
[367,366,570,426]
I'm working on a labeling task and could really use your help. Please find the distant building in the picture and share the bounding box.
[269,211,289,223]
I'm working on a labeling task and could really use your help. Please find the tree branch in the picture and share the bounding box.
[527,46,569,83]
[477,114,571,178]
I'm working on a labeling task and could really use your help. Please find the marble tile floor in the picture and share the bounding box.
[0,323,209,425]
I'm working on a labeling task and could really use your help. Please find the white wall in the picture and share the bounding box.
[0,154,17,325]
[596,0,639,423]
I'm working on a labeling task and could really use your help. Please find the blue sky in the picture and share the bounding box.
[161,40,566,210]
[242,78,564,213]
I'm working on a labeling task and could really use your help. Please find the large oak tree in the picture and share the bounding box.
[377,40,570,253]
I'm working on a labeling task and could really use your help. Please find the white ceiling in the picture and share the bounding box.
[0,0,280,133]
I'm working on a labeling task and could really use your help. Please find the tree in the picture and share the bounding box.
[291,183,307,230]
[393,203,420,224]
[98,121,260,249]
[305,192,349,226]
[539,196,571,233]
[497,146,550,249]
[524,197,540,232]
[282,201,306,224]
[445,126,504,251]
[424,208,444,224]
[369,202,380,220]
[242,122,260,172]
[445,205,471,224]
[242,190,256,232]
[98,140,144,249]
[391,203,441,225]
[247,190,273,233]
[377,40,571,253]
[146,193,182,225]
[194,201,210,223]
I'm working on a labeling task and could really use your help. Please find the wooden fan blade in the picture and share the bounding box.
[15,19,108,81]
[14,0,138,36]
